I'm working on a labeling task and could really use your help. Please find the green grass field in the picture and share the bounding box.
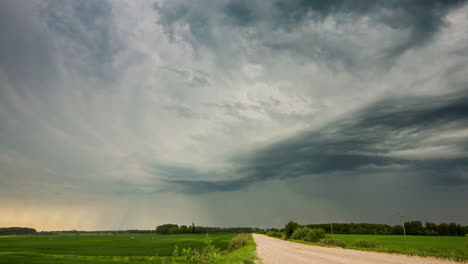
[0,233,255,264]
[292,234,468,261]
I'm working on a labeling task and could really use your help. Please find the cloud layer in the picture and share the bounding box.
[0,0,467,230]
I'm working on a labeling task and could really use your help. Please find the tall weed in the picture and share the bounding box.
[228,234,249,252]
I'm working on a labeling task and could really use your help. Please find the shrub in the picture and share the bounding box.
[353,240,377,248]
[320,238,346,248]
[304,228,326,243]
[290,227,326,242]
[180,235,220,264]
[291,227,310,240]
[228,234,249,252]
[172,245,179,264]
[266,231,281,238]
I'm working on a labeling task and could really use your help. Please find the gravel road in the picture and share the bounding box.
[253,234,460,264]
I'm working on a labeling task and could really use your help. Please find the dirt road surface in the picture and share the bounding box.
[253,234,459,264]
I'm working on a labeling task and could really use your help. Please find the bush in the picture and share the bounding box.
[320,238,346,248]
[291,227,310,240]
[353,240,377,248]
[228,234,249,252]
[304,228,326,243]
[290,227,326,243]
[180,235,220,264]
[266,231,282,238]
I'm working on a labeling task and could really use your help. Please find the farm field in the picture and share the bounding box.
[0,234,247,264]
[327,234,468,261]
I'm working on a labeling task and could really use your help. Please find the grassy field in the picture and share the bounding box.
[291,234,468,261]
[0,233,255,264]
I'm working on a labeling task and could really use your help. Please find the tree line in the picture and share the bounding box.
[306,221,467,236]
[0,227,37,235]
[154,223,265,235]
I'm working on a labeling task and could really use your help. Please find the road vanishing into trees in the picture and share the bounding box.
[253,234,459,264]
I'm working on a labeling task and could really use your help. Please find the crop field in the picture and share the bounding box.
[0,234,239,264]
[331,234,468,261]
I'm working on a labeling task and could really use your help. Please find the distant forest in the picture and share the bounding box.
[306,221,467,236]
[153,223,263,235]
[0,227,37,235]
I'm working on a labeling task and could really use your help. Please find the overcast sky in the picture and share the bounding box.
[1,0,468,231]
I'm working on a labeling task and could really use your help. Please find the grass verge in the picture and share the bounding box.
[216,234,257,264]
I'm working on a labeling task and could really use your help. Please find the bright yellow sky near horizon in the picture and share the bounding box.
[0,204,103,231]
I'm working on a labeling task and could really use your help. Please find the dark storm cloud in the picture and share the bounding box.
[0,1,58,94]
[268,0,466,57]
[42,0,121,79]
[154,0,467,59]
[167,92,468,193]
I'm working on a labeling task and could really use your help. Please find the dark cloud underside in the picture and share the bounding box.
[156,0,467,58]
[169,93,468,193]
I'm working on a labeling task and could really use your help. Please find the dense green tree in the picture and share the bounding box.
[438,223,449,236]
[404,221,424,235]
[180,225,188,234]
[284,221,300,239]
[156,224,179,234]
[391,225,403,235]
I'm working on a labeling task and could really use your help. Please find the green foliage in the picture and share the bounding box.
[266,231,282,238]
[216,234,256,264]
[305,222,467,236]
[0,227,36,235]
[305,228,326,243]
[404,221,424,235]
[156,224,181,235]
[290,227,309,240]
[154,224,262,235]
[391,225,403,235]
[284,221,300,239]
[172,245,179,264]
[319,238,346,248]
[180,235,220,264]
[353,239,378,248]
[307,223,393,235]
[178,234,257,264]
[290,227,326,242]
[403,221,465,236]
[227,234,249,252]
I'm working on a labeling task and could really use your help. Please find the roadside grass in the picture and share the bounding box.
[287,234,468,262]
[215,234,257,264]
